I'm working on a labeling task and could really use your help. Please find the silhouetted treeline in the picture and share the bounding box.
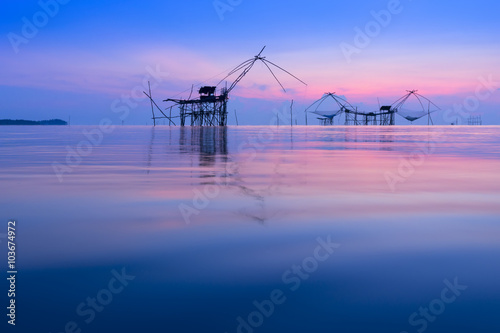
[0,119,68,125]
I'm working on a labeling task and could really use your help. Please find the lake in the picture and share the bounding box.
[1,125,499,332]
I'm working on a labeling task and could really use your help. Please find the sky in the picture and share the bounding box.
[1,0,499,125]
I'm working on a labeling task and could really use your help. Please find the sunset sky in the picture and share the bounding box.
[1,0,499,125]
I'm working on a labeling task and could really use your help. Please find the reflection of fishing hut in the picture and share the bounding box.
[179,126,228,167]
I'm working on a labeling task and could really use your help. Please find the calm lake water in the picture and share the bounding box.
[1,125,499,332]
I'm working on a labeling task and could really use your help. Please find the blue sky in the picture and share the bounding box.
[1,0,499,125]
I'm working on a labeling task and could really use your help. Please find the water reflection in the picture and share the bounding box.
[140,126,500,226]
[177,126,286,224]
[2,126,500,332]
[179,126,228,166]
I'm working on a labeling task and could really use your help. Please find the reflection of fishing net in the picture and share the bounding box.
[392,90,440,124]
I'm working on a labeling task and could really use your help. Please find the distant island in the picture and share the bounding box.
[0,119,68,125]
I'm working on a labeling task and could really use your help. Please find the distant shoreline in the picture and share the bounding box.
[0,119,68,126]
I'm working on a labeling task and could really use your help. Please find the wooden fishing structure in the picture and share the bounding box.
[167,85,229,126]
[391,90,440,125]
[467,115,482,125]
[307,90,439,126]
[147,47,306,126]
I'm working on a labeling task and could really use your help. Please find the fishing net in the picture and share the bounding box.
[306,93,355,118]
[392,91,440,124]
[397,108,428,122]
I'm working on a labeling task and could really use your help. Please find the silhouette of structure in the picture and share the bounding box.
[391,90,440,125]
[468,115,482,125]
[344,105,396,126]
[146,47,306,126]
[166,86,229,126]
[306,93,396,125]
[307,90,439,126]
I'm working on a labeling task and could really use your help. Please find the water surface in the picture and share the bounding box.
[1,125,499,332]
